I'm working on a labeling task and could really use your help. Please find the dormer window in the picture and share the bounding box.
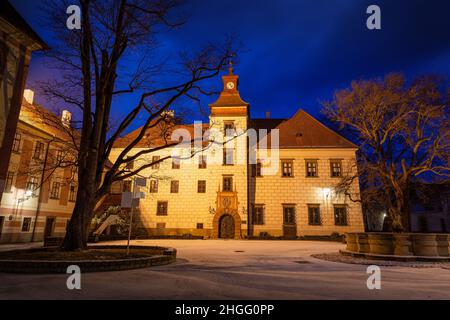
[224,121,235,136]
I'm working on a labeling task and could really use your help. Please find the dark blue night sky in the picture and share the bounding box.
[10,0,450,130]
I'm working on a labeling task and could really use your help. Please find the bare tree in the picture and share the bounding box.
[39,0,237,250]
[324,73,450,232]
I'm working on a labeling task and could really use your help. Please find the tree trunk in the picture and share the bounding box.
[61,156,98,251]
[389,191,411,233]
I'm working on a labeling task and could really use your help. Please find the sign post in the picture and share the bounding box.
[124,177,146,255]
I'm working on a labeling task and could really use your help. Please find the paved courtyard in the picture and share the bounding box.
[1,239,450,299]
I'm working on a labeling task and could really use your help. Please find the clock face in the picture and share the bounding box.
[226,82,235,90]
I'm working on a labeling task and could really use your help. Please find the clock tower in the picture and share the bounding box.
[209,62,249,116]
[208,62,250,239]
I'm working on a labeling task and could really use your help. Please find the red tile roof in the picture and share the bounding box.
[19,100,78,143]
[113,121,210,148]
[114,109,355,150]
[258,109,356,149]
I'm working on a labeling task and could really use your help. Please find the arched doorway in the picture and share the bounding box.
[219,214,235,239]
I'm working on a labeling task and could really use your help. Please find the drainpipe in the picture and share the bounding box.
[31,136,53,242]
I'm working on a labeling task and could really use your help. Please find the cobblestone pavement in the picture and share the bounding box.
[1,239,450,299]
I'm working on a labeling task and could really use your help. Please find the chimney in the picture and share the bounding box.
[61,110,72,127]
[161,110,175,119]
[265,111,270,119]
[23,89,34,105]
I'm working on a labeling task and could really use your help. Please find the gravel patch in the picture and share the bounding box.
[312,252,450,269]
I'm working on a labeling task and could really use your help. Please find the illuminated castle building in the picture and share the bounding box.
[108,67,365,238]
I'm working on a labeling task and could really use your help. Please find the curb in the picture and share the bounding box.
[340,250,450,262]
[0,245,177,274]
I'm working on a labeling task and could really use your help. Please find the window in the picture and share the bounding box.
[149,180,158,193]
[55,150,64,164]
[223,148,234,165]
[252,205,264,225]
[198,155,207,169]
[33,141,45,160]
[283,206,296,225]
[196,223,204,229]
[49,181,61,199]
[123,180,132,192]
[21,217,32,232]
[125,160,134,170]
[308,205,322,226]
[69,183,76,202]
[224,121,235,136]
[330,160,342,177]
[281,160,293,177]
[223,176,233,192]
[197,180,206,193]
[111,181,122,194]
[157,201,168,216]
[12,132,21,152]
[156,222,166,229]
[172,157,180,169]
[170,180,179,193]
[334,205,348,226]
[4,171,14,193]
[151,156,160,169]
[306,160,318,177]
[252,162,262,177]
[26,176,38,195]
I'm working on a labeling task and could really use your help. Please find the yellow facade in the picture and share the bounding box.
[0,97,76,243]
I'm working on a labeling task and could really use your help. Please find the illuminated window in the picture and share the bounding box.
[26,176,38,195]
[224,121,235,136]
[69,183,77,202]
[21,217,32,232]
[334,205,348,226]
[252,162,262,177]
[172,157,180,169]
[252,205,264,225]
[12,132,21,152]
[156,222,166,229]
[197,180,206,193]
[308,205,322,226]
[281,160,293,177]
[111,181,122,194]
[151,156,160,169]
[223,148,234,165]
[223,176,233,192]
[149,180,158,193]
[306,160,318,177]
[55,150,64,164]
[33,141,45,160]
[123,180,132,192]
[330,160,342,177]
[49,181,61,199]
[283,206,296,225]
[170,180,179,193]
[157,201,168,216]
[198,155,207,169]
[4,171,14,193]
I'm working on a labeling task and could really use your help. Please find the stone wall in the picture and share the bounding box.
[345,232,450,257]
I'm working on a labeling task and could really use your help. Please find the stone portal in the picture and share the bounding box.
[212,189,241,239]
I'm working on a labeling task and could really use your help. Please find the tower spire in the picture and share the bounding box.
[228,60,234,75]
